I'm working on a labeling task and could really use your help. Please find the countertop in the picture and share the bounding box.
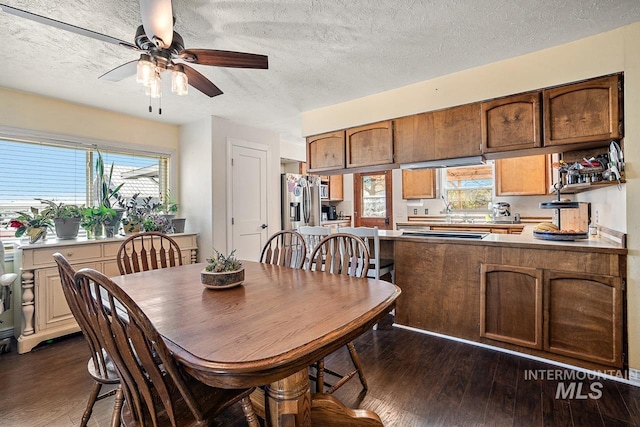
[379,227,626,254]
[396,221,525,230]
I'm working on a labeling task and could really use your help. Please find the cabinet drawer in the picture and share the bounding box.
[31,244,102,266]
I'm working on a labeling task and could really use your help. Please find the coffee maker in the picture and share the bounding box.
[322,205,337,220]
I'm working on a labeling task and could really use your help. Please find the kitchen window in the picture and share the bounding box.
[0,137,170,243]
[442,163,494,211]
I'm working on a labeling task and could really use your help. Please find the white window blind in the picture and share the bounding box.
[0,138,170,240]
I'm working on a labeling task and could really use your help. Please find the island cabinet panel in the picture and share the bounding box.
[394,240,483,340]
[480,264,543,349]
[401,169,436,199]
[495,154,550,196]
[544,271,623,367]
[481,92,542,153]
[393,112,436,164]
[306,131,346,173]
[543,74,622,147]
[433,103,482,160]
[346,121,394,168]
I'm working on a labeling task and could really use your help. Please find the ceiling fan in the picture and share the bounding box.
[0,0,268,101]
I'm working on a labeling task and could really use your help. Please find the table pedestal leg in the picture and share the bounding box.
[265,369,312,427]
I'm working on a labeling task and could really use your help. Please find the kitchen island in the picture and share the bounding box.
[378,227,627,371]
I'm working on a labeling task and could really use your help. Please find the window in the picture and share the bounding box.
[0,138,170,241]
[442,163,494,211]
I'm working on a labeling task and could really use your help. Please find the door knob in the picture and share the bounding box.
[260,224,268,229]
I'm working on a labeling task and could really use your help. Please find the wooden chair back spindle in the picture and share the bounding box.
[308,233,370,278]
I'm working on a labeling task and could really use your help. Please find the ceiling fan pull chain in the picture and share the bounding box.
[159,94,162,115]
[148,92,152,113]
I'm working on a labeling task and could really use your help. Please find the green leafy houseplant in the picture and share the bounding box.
[81,206,116,238]
[38,199,84,239]
[9,208,54,243]
[94,151,124,209]
[156,190,179,215]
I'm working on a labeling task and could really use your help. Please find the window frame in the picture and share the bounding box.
[0,125,177,249]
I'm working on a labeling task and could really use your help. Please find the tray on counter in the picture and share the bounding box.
[533,230,589,241]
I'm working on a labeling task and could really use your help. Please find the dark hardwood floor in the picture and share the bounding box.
[1,315,639,426]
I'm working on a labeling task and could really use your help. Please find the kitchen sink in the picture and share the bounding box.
[401,230,489,239]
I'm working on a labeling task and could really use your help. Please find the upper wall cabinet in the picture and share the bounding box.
[402,169,436,199]
[481,92,542,153]
[495,154,550,196]
[346,121,394,168]
[433,103,482,160]
[543,74,622,147]
[393,113,436,164]
[306,131,346,173]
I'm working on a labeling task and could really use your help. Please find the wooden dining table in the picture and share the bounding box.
[110,260,400,426]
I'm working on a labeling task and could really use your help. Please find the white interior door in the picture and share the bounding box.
[230,143,268,261]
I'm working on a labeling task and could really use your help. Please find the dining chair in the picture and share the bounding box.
[53,253,124,427]
[298,225,331,268]
[337,226,394,281]
[259,230,306,269]
[116,231,182,275]
[308,233,370,394]
[73,267,259,427]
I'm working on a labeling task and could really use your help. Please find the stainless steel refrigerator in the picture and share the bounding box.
[281,173,321,230]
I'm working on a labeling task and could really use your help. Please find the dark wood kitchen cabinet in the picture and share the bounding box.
[433,102,482,160]
[346,120,394,168]
[480,264,543,349]
[401,169,436,199]
[481,92,542,153]
[545,270,623,367]
[543,74,622,147]
[328,174,343,201]
[495,154,550,196]
[306,130,346,173]
[393,112,436,164]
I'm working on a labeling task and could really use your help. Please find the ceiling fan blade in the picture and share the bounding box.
[182,64,223,97]
[140,0,173,48]
[98,60,138,82]
[181,49,268,69]
[0,3,138,50]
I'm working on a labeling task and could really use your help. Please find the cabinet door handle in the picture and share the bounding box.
[66,252,73,257]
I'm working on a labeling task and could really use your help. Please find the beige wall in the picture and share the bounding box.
[0,87,179,151]
[302,22,640,372]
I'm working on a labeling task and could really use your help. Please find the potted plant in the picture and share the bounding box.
[94,151,125,235]
[201,249,244,289]
[141,213,173,233]
[116,193,153,235]
[155,191,185,233]
[9,208,54,244]
[81,206,116,239]
[37,199,84,239]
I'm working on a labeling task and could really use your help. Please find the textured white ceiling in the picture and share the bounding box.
[1,0,640,142]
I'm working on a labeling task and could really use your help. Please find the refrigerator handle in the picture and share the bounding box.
[303,183,311,224]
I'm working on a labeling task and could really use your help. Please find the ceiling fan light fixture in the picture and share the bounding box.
[171,66,188,96]
[145,72,162,98]
[136,54,155,86]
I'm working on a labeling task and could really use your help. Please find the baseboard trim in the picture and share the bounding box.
[0,327,14,340]
[393,323,640,387]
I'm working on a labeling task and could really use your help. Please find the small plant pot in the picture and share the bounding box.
[171,218,186,233]
[26,227,48,244]
[201,268,245,289]
[54,218,81,240]
[123,221,141,235]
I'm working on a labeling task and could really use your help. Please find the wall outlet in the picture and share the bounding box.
[413,209,418,215]
[424,209,429,215]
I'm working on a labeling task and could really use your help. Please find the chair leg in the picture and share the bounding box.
[110,385,124,427]
[316,359,325,393]
[240,396,260,427]
[347,342,368,392]
[81,382,102,427]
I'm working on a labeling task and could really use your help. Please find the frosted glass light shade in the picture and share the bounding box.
[136,54,155,86]
[171,69,188,95]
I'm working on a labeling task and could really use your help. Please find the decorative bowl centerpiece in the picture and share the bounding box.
[201,249,244,289]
